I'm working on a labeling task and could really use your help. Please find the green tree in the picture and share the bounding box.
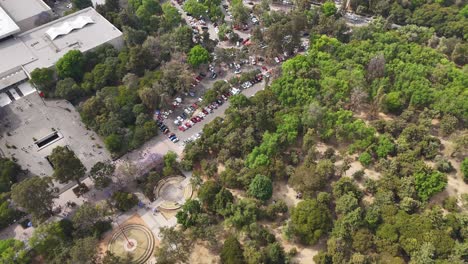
[90,161,115,189]
[414,170,447,201]
[0,239,29,263]
[335,193,359,215]
[214,187,234,214]
[55,77,83,101]
[111,191,138,211]
[49,146,86,185]
[291,199,332,245]
[183,0,207,18]
[155,227,192,264]
[248,174,273,201]
[105,134,124,153]
[198,180,221,211]
[461,158,468,182]
[187,45,210,67]
[55,50,84,81]
[69,236,98,264]
[176,199,202,228]
[162,2,182,29]
[72,0,93,9]
[72,202,106,236]
[383,91,405,114]
[358,152,372,166]
[11,177,56,222]
[29,220,73,259]
[221,235,245,264]
[321,1,337,16]
[0,158,20,193]
[29,68,55,94]
[439,114,458,136]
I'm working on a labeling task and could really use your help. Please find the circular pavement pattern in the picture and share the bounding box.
[107,224,155,264]
[154,176,192,210]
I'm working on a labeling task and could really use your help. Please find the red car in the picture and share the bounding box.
[192,103,199,109]
[262,66,268,71]
[185,122,192,128]
[242,38,250,45]
[195,116,202,122]
[195,76,202,81]
[202,109,209,115]
[191,117,198,123]
[178,126,186,132]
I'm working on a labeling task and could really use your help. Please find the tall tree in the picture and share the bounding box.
[291,199,332,245]
[29,68,55,94]
[155,227,192,263]
[49,146,86,186]
[55,50,84,81]
[248,174,273,201]
[187,45,210,67]
[90,161,115,189]
[221,235,245,264]
[11,177,56,221]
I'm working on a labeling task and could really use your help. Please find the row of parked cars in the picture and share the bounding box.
[156,120,180,143]
[177,92,232,132]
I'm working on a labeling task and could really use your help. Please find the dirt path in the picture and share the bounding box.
[270,224,322,264]
[429,138,468,210]
[189,242,220,264]
[272,181,301,207]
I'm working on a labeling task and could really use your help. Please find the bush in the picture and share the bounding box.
[220,235,245,264]
[461,158,468,182]
[111,191,138,211]
[439,114,458,136]
[105,134,124,153]
[248,175,273,201]
[290,199,332,245]
[383,92,404,114]
[352,170,365,181]
[442,196,458,212]
[358,152,372,166]
[435,157,453,173]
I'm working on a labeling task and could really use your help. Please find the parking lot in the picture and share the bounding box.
[153,61,269,147]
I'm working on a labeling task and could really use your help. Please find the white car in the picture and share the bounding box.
[66,3,72,8]
[274,57,280,63]
[231,88,240,95]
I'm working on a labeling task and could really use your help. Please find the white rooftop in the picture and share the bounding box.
[45,15,95,40]
[19,7,123,73]
[0,7,122,91]
[0,6,19,39]
[0,0,51,22]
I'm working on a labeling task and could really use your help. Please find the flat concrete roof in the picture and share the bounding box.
[0,92,111,178]
[0,6,20,39]
[0,37,36,78]
[19,7,123,72]
[0,0,51,22]
[0,7,122,91]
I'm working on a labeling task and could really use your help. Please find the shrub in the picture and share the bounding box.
[461,158,468,182]
[111,191,138,211]
[358,152,372,166]
[248,175,273,201]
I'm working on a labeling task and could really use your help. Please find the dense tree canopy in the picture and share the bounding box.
[49,146,86,185]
